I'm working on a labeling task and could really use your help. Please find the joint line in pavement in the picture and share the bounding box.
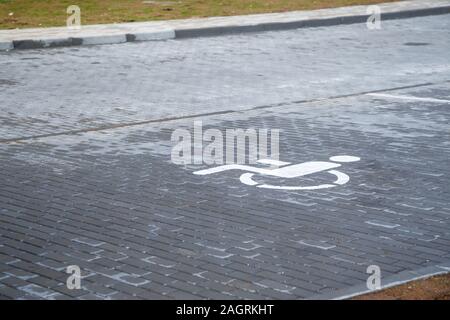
[1,79,449,144]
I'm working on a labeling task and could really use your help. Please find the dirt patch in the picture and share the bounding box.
[353,273,450,300]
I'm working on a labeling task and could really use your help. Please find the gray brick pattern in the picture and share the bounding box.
[1,15,449,142]
[0,15,449,299]
[1,84,449,299]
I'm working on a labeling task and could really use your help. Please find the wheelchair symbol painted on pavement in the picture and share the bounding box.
[193,155,360,190]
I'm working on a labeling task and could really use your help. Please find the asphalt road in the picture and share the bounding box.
[0,14,449,299]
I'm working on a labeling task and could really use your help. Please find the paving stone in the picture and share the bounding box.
[0,14,449,300]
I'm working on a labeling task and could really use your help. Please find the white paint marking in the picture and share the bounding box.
[367,93,450,104]
[194,156,360,191]
[194,161,341,178]
[240,173,259,186]
[329,170,349,185]
[329,155,360,163]
[296,240,336,250]
[257,159,291,166]
[366,220,400,229]
[258,183,335,190]
[270,161,341,178]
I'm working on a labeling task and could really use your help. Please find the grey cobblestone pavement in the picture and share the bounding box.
[0,14,449,299]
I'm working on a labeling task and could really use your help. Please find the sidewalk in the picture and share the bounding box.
[0,0,449,51]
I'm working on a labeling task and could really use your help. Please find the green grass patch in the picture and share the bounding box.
[0,0,400,29]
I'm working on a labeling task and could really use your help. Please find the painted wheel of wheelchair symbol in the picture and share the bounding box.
[193,155,360,190]
[240,169,349,190]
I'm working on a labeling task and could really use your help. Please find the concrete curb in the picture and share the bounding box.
[174,4,450,39]
[0,41,13,51]
[309,260,450,300]
[0,0,449,51]
[7,29,175,50]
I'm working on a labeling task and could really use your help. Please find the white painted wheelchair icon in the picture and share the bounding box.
[193,155,360,190]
